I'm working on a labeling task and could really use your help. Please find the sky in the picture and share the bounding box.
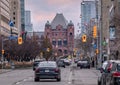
[25,0,83,35]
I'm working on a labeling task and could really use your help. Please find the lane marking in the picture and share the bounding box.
[68,70,72,84]
[16,82,21,85]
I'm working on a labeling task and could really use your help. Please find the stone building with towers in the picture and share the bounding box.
[44,13,74,56]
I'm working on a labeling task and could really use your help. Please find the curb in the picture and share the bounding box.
[91,68,100,76]
[0,69,12,74]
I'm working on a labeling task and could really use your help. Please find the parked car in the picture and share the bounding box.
[34,61,61,82]
[33,59,45,71]
[57,59,65,68]
[77,60,82,67]
[74,58,80,63]
[97,61,108,85]
[77,60,90,69]
[64,59,71,66]
[105,60,120,85]
[97,60,116,85]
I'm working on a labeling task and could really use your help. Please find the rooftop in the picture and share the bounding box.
[51,13,68,29]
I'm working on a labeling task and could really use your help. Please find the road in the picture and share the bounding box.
[0,66,99,85]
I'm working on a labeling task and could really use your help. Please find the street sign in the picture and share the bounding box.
[8,36,18,40]
[93,44,97,49]
[9,20,14,27]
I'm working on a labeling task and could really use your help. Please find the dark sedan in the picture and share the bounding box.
[77,60,90,69]
[34,61,61,82]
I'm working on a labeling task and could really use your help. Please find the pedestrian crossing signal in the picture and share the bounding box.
[18,37,23,45]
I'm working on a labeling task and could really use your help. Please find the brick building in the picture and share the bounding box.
[44,13,74,56]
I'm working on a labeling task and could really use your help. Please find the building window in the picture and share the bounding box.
[52,40,56,46]
[64,50,67,54]
[14,1,16,5]
[70,32,72,36]
[58,39,62,46]
[63,39,67,46]
[13,17,15,20]
[13,12,15,15]
[47,32,49,36]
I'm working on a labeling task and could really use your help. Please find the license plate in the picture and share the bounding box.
[45,70,49,72]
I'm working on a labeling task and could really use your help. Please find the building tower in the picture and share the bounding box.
[10,0,21,35]
[44,13,74,56]
[20,0,25,32]
[0,0,11,36]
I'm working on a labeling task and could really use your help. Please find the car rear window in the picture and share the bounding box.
[82,61,88,63]
[39,62,57,67]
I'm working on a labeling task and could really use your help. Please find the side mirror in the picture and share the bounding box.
[97,67,104,73]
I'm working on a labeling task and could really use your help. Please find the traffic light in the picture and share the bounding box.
[96,49,99,54]
[18,37,23,45]
[82,34,87,42]
[93,25,97,38]
[2,49,4,54]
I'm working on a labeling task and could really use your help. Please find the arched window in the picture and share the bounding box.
[52,39,56,46]
[64,50,67,54]
[63,39,67,46]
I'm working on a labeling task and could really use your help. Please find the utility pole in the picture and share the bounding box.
[99,0,103,66]
[95,0,103,67]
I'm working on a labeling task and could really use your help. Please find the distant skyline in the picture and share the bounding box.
[25,0,94,34]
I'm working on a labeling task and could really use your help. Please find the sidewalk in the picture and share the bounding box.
[91,67,100,76]
[0,69,12,74]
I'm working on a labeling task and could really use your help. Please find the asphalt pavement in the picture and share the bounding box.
[0,65,100,85]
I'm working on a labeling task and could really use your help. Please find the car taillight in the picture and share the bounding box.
[35,68,40,73]
[112,72,120,77]
[55,68,59,73]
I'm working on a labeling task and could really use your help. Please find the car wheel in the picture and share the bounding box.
[57,78,61,81]
[34,77,39,82]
